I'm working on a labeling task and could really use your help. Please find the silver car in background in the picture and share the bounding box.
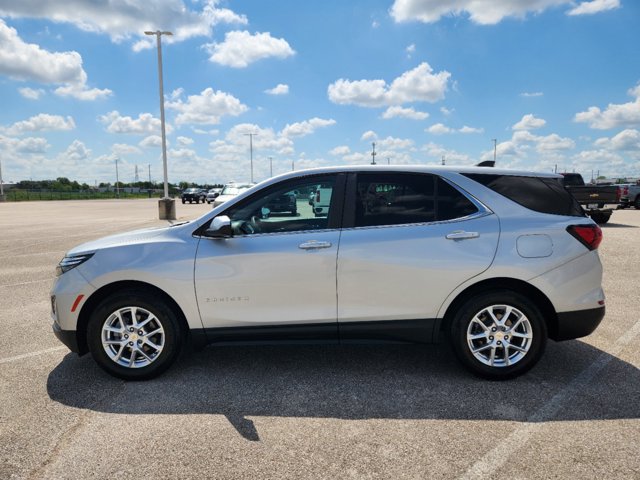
[51,166,605,380]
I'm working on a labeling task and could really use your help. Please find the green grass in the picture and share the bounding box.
[3,190,169,202]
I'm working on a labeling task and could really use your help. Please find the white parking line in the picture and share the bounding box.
[460,318,640,480]
[0,346,67,365]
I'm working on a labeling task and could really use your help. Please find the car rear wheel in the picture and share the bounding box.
[449,291,547,380]
[87,290,183,380]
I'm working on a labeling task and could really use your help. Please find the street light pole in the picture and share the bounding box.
[244,133,258,182]
[115,157,120,198]
[0,156,5,201]
[145,30,175,219]
[492,138,497,164]
[371,142,377,165]
[269,156,273,177]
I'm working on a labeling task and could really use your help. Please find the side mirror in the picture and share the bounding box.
[205,215,233,238]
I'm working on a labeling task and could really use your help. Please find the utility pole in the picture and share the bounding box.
[387,157,390,165]
[115,157,120,198]
[134,165,139,183]
[244,133,258,182]
[292,160,295,171]
[144,30,174,219]
[492,138,497,164]
[148,164,151,184]
[0,156,4,201]
[371,142,377,165]
[269,156,273,177]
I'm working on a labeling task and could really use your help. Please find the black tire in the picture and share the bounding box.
[449,291,547,380]
[181,199,185,204]
[590,212,610,224]
[87,290,184,380]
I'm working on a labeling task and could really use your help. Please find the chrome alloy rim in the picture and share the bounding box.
[466,304,533,367]
[101,306,165,368]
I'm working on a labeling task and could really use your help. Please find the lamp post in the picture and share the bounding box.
[145,30,175,219]
[115,157,120,198]
[244,133,258,183]
[0,156,5,201]
[269,156,273,177]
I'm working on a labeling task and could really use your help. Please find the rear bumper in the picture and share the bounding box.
[53,322,80,353]
[551,306,605,341]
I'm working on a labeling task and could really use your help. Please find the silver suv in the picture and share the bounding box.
[51,166,605,380]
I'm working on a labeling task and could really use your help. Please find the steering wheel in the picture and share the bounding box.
[238,216,261,234]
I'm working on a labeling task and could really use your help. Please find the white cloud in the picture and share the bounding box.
[406,43,415,58]
[427,123,453,134]
[139,135,163,148]
[0,135,51,153]
[381,105,429,120]
[0,19,111,100]
[100,111,172,135]
[166,87,248,125]
[440,106,454,116]
[111,143,142,156]
[520,91,544,97]
[204,31,295,68]
[459,125,484,134]
[594,129,640,151]
[567,0,620,16]
[62,140,91,162]
[513,114,546,130]
[422,142,474,165]
[18,87,45,100]
[0,0,247,49]
[361,130,377,141]
[4,113,75,135]
[177,136,194,146]
[575,83,640,129]
[265,84,289,95]
[389,0,614,25]
[377,136,414,150]
[330,145,351,156]
[328,62,450,107]
[281,118,336,138]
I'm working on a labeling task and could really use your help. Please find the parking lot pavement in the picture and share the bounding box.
[1,199,639,479]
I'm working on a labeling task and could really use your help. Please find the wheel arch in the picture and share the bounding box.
[76,280,192,355]
[440,277,560,339]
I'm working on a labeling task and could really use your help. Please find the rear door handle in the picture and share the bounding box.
[299,240,332,250]
[446,231,479,240]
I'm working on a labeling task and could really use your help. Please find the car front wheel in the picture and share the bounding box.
[449,291,547,380]
[87,290,183,380]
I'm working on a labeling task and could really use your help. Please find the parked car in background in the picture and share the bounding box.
[212,183,255,208]
[266,192,297,215]
[618,182,640,209]
[51,165,605,381]
[561,173,620,224]
[181,188,207,204]
[206,188,222,204]
[310,183,333,216]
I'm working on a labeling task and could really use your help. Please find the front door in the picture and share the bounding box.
[195,174,343,336]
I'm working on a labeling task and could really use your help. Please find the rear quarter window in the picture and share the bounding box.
[463,173,584,217]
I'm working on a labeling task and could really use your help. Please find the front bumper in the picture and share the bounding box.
[551,306,605,341]
[53,322,80,353]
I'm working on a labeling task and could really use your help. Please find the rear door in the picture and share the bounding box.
[337,172,500,336]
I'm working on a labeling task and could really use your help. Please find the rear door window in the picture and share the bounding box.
[353,173,478,227]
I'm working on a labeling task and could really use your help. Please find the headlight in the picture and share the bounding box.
[56,253,94,276]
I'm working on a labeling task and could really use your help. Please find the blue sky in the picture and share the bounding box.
[1,0,639,185]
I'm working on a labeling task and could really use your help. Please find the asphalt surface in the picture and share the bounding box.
[1,199,639,479]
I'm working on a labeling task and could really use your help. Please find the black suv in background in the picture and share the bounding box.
[181,188,207,204]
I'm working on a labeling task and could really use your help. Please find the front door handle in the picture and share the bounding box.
[299,240,332,250]
[446,231,479,240]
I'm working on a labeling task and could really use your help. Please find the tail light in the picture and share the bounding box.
[567,224,602,251]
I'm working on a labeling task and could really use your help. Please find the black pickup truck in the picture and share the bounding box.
[561,173,620,224]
